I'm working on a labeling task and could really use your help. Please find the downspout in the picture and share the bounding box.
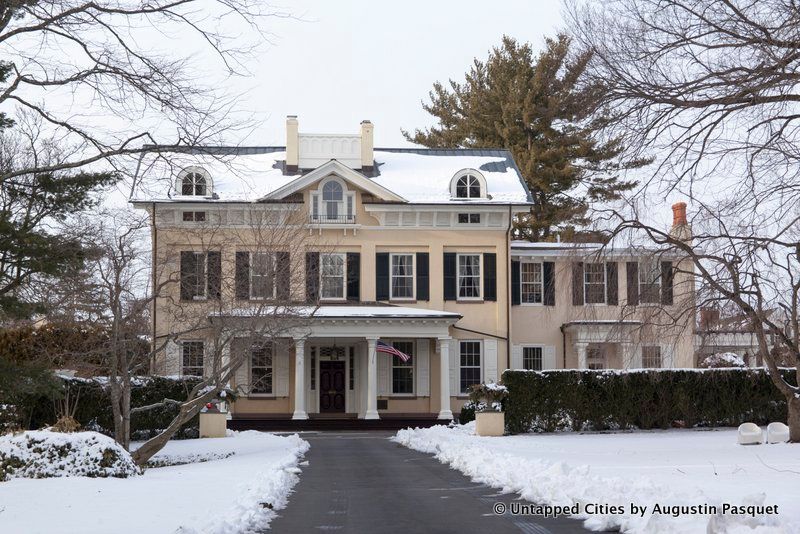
[151,202,157,373]
[506,204,513,370]
[560,324,566,369]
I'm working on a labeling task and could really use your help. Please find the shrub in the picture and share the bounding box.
[459,402,476,424]
[502,368,796,434]
[468,382,508,412]
[0,430,141,481]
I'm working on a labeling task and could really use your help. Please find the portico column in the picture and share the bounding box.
[365,337,380,420]
[575,342,588,369]
[292,338,308,420]
[437,337,453,420]
[220,335,232,417]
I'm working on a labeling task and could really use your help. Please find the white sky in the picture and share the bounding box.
[226,0,564,147]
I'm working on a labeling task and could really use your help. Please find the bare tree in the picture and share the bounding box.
[568,0,800,441]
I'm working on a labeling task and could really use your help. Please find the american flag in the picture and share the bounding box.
[376,340,410,362]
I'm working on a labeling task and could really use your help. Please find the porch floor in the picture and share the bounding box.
[228,413,448,431]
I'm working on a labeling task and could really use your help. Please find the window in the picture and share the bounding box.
[180,172,207,196]
[587,346,605,370]
[311,180,355,223]
[455,174,482,199]
[320,253,346,300]
[185,252,206,300]
[521,262,543,304]
[457,213,481,224]
[310,348,316,391]
[182,211,206,222]
[390,254,414,299]
[459,341,482,394]
[250,344,273,394]
[639,258,661,304]
[584,263,606,304]
[523,346,543,370]
[642,346,662,368]
[250,252,275,299]
[391,341,414,394]
[182,341,204,376]
[349,347,355,390]
[457,254,481,299]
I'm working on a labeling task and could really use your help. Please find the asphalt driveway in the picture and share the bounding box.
[268,431,588,533]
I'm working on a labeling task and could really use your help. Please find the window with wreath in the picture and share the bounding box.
[390,341,414,394]
[181,341,204,376]
[320,253,346,299]
[390,254,414,299]
[180,171,208,196]
[639,258,661,304]
[250,344,273,394]
[459,341,482,394]
[455,174,482,199]
[584,263,606,304]
[457,254,481,299]
[521,262,543,304]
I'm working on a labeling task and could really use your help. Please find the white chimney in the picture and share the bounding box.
[286,115,299,172]
[360,120,374,171]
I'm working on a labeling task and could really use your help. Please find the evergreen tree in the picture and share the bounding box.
[404,35,648,241]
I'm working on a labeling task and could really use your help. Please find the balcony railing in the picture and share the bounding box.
[310,214,356,224]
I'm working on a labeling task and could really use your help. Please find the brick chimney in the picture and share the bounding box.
[286,115,299,173]
[360,120,374,172]
[670,201,692,241]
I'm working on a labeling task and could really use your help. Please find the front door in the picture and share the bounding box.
[319,360,346,413]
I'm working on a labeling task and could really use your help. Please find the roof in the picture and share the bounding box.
[211,305,462,320]
[129,146,532,205]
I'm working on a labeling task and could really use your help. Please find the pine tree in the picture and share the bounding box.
[404,35,649,241]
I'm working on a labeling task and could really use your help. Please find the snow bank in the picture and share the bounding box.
[0,430,140,481]
[701,352,746,368]
[393,424,796,533]
[0,431,309,533]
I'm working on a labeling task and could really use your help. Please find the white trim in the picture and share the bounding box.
[249,343,275,395]
[520,260,543,305]
[249,251,276,300]
[389,253,416,301]
[319,252,348,301]
[262,160,406,202]
[450,168,488,200]
[175,166,212,197]
[584,262,606,305]
[456,253,482,301]
[457,339,482,395]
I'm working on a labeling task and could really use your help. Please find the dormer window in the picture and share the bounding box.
[451,169,487,200]
[178,168,210,196]
[310,178,355,223]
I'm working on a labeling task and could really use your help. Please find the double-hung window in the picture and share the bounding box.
[642,346,662,368]
[390,341,414,394]
[250,344,273,394]
[457,254,481,299]
[523,346,543,370]
[186,252,206,300]
[250,252,275,299]
[639,258,661,304]
[521,262,543,304]
[584,263,606,304]
[390,254,414,300]
[182,341,204,376]
[459,341,482,394]
[587,346,606,369]
[320,253,346,300]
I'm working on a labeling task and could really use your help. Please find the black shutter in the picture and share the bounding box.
[180,251,196,301]
[443,252,457,301]
[207,251,221,300]
[416,252,429,301]
[606,262,618,305]
[626,262,639,306]
[543,261,555,306]
[572,262,584,306]
[346,252,360,302]
[661,261,674,305]
[483,253,497,301]
[235,251,250,300]
[375,252,389,301]
[305,252,319,302]
[276,251,290,300]
[511,260,521,306]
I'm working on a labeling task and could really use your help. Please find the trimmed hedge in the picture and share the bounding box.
[502,368,796,434]
[7,376,204,440]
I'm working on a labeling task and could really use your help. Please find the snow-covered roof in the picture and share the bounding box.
[129,147,532,205]
[211,305,462,320]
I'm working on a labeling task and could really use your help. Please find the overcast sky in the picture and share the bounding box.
[231,0,564,147]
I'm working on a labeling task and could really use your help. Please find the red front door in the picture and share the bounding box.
[319,361,346,413]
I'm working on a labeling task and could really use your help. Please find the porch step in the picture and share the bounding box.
[227,416,448,432]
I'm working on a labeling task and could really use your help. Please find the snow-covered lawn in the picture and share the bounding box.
[393,423,800,533]
[0,431,309,534]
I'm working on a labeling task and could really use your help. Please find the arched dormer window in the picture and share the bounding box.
[178,168,210,196]
[451,169,487,200]
[310,178,355,223]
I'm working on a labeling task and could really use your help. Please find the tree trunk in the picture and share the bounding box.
[789,397,800,443]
